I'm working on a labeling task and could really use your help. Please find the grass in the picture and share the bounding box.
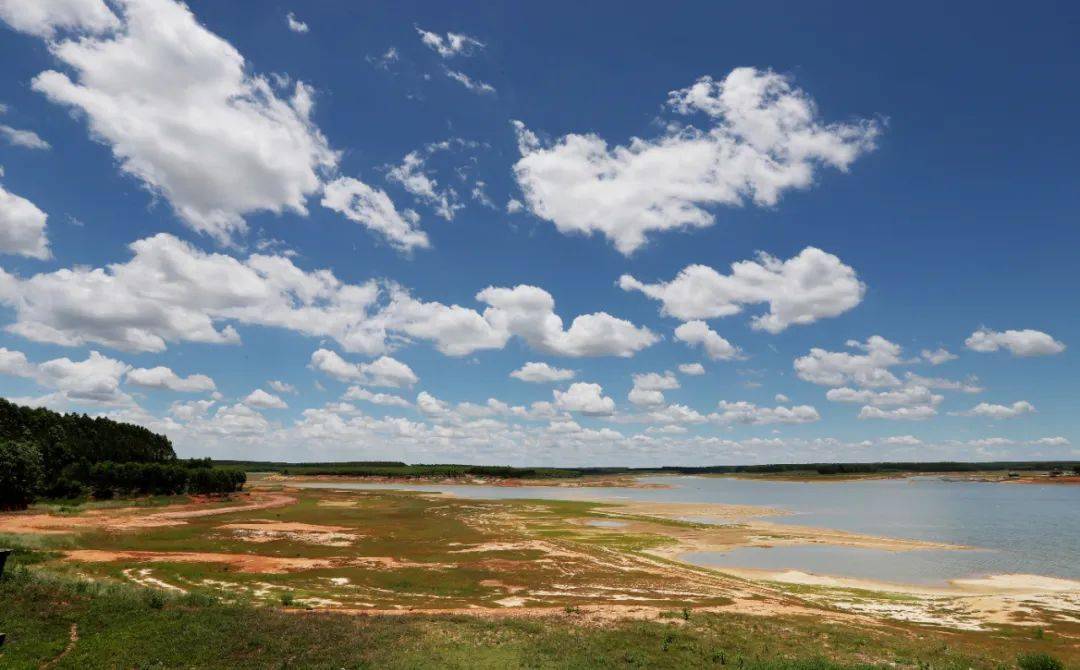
[1,486,1077,668]
[0,565,1072,669]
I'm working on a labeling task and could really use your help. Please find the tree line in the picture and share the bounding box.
[0,398,245,510]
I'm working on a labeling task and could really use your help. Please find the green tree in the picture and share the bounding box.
[0,440,45,510]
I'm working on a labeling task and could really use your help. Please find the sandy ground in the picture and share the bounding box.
[266,473,665,488]
[0,492,295,534]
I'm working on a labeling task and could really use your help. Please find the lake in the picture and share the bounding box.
[288,475,1080,585]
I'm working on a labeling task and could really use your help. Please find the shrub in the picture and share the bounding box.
[0,440,45,510]
[1018,653,1064,670]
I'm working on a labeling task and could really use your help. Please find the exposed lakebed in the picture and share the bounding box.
[288,475,1080,585]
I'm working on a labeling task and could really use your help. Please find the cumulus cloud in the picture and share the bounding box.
[268,380,296,394]
[0,0,118,37]
[0,233,383,353]
[858,405,937,421]
[714,400,819,425]
[285,11,308,33]
[794,336,903,388]
[243,388,287,409]
[965,328,1065,357]
[0,181,51,259]
[554,382,615,416]
[126,366,215,393]
[1031,436,1069,447]
[15,0,337,244]
[509,362,575,383]
[953,401,1036,420]
[342,386,412,408]
[512,67,879,254]
[35,350,132,405]
[826,385,942,408]
[321,177,429,252]
[678,362,705,376]
[621,247,864,332]
[904,372,983,394]
[673,321,741,360]
[920,348,957,365]
[415,27,484,58]
[628,371,679,407]
[0,346,134,406]
[881,435,922,446]
[385,284,657,358]
[0,233,655,360]
[310,349,419,388]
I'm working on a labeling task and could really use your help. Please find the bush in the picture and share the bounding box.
[42,477,88,500]
[1018,653,1064,670]
[0,440,45,510]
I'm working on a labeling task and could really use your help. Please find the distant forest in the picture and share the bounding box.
[0,398,245,509]
[218,459,1080,479]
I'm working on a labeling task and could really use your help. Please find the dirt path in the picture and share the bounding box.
[40,623,78,670]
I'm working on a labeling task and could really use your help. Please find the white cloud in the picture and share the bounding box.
[285,11,308,33]
[826,385,942,408]
[794,336,903,388]
[881,435,922,446]
[965,328,1065,357]
[621,247,864,333]
[243,388,287,409]
[512,67,879,254]
[0,232,658,361]
[342,386,411,408]
[21,0,337,244]
[0,125,50,150]
[0,181,51,259]
[953,401,1036,420]
[678,362,705,376]
[36,350,131,405]
[628,371,679,407]
[920,348,957,365]
[416,27,484,58]
[170,398,215,421]
[0,346,133,406]
[903,372,983,394]
[0,0,118,37]
[268,380,296,394]
[310,349,418,388]
[774,393,789,403]
[321,177,429,252]
[389,284,656,358]
[126,365,215,393]
[509,362,575,383]
[444,68,496,95]
[1031,436,1069,447]
[714,400,820,425]
[858,405,937,421]
[0,346,35,378]
[386,151,461,220]
[673,321,741,360]
[0,233,385,353]
[554,382,615,416]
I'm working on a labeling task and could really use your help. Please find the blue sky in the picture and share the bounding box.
[0,0,1075,465]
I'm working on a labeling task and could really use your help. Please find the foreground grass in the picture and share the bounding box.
[0,565,1072,670]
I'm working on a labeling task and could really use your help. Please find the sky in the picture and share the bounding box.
[0,0,1076,466]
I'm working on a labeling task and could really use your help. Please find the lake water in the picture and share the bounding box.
[289,475,1080,585]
